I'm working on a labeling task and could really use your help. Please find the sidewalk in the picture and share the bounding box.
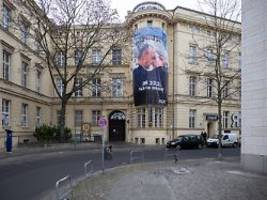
[0,142,164,160]
[67,158,267,200]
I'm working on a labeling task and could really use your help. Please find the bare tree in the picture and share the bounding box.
[23,0,126,141]
[186,0,241,158]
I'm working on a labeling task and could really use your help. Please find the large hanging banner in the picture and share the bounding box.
[132,27,168,106]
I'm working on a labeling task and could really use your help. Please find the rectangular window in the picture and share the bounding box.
[223,111,229,129]
[189,109,196,128]
[137,108,146,128]
[223,51,229,69]
[147,20,153,27]
[112,78,123,97]
[92,78,101,97]
[21,103,28,127]
[2,4,11,30]
[2,99,10,127]
[154,107,163,128]
[56,78,64,96]
[223,80,229,99]
[21,62,28,88]
[75,50,82,65]
[112,49,122,65]
[3,50,11,81]
[92,49,102,65]
[207,78,213,98]
[36,107,41,127]
[189,76,196,96]
[55,52,65,67]
[92,110,101,126]
[206,48,214,63]
[20,22,29,44]
[189,45,197,64]
[75,78,83,97]
[74,110,83,127]
[36,69,42,93]
[148,107,153,127]
[57,110,61,125]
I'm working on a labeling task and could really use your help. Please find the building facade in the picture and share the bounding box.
[0,1,241,147]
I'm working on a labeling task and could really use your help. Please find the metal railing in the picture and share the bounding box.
[84,160,94,177]
[55,175,73,200]
[130,150,144,163]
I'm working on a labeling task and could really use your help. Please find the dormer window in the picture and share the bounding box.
[147,20,153,27]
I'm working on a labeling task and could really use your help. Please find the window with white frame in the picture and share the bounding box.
[148,107,153,127]
[223,51,229,69]
[2,99,10,127]
[75,77,83,97]
[56,78,64,96]
[92,110,101,126]
[36,69,42,93]
[223,111,229,129]
[137,107,146,128]
[207,78,213,98]
[21,103,28,127]
[112,78,123,97]
[36,107,41,127]
[75,49,82,65]
[92,78,101,97]
[2,4,11,30]
[55,52,65,67]
[92,49,102,65]
[189,45,197,64]
[222,80,229,99]
[189,76,196,96]
[74,110,83,127]
[112,49,122,65]
[3,50,11,81]
[21,61,28,88]
[20,21,29,44]
[205,48,214,63]
[154,107,163,128]
[189,109,196,128]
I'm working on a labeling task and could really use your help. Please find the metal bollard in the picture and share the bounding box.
[84,160,94,177]
[55,175,73,200]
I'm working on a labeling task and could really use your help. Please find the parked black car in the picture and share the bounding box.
[166,135,204,149]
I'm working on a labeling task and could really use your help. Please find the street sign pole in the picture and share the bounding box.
[98,117,107,173]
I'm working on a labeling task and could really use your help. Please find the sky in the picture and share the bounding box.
[110,0,199,21]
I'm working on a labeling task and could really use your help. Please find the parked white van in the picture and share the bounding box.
[207,133,238,148]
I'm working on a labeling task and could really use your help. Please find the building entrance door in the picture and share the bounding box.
[109,111,126,142]
[207,122,216,138]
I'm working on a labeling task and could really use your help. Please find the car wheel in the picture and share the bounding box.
[233,143,237,148]
[198,144,203,149]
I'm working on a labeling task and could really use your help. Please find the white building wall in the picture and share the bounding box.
[242,0,267,174]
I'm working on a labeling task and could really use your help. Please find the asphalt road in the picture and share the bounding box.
[0,147,240,200]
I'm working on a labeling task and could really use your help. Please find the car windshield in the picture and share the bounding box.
[175,137,183,141]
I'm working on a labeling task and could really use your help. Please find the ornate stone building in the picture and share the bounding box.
[0,1,241,147]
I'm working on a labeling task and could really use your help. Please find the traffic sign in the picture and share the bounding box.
[98,117,107,128]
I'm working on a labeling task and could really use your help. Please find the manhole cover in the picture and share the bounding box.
[172,167,191,175]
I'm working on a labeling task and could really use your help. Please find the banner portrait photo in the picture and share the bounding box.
[132,27,168,106]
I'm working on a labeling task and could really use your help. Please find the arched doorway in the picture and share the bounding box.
[109,111,126,142]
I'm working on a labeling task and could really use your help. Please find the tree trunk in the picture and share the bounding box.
[217,99,223,159]
[59,100,66,143]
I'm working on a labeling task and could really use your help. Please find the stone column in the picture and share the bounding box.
[242,0,267,174]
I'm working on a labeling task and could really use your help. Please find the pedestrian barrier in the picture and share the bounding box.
[164,148,179,163]
[84,160,93,177]
[55,175,73,200]
[130,150,144,163]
